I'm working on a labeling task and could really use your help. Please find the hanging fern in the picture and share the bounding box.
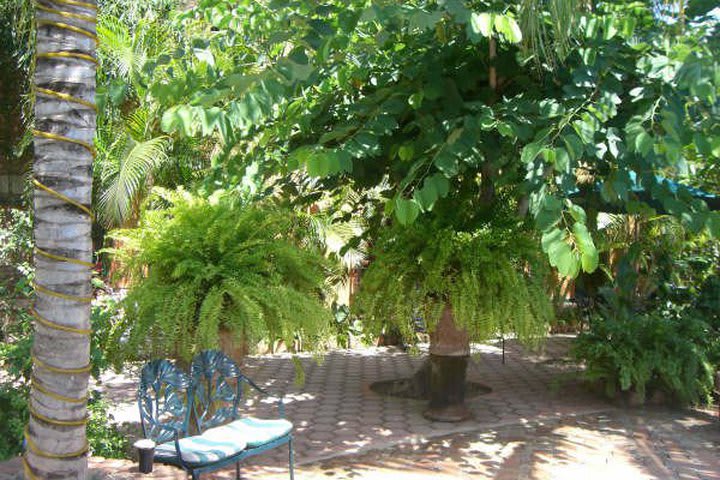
[106,189,332,362]
[354,218,553,347]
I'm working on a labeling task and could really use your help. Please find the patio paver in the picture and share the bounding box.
[2,336,718,479]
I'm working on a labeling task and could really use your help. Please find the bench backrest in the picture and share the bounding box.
[190,350,243,432]
[138,359,191,443]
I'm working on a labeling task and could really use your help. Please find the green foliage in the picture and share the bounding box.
[90,295,120,378]
[355,216,553,346]
[0,388,130,461]
[0,0,34,193]
[0,208,34,384]
[94,5,202,228]
[574,292,716,405]
[108,189,333,362]
[89,0,720,284]
[330,303,365,349]
[87,392,130,459]
[0,208,32,273]
[0,385,28,460]
[696,274,720,326]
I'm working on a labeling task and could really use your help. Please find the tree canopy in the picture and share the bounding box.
[99,0,719,280]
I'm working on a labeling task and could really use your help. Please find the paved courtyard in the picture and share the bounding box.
[2,336,719,479]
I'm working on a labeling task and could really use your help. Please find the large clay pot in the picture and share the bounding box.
[424,304,472,422]
[218,328,248,366]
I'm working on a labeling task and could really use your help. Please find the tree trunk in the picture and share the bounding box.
[423,304,472,422]
[26,1,96,478]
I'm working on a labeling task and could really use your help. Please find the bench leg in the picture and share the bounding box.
[236,462,242,480]
[289,438,295,480]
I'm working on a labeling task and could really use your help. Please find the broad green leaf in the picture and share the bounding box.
[607,128,621,158]
[554,147,570,171]
[572,117,595,144]
[562,133,584,160]
[710,136,720,158]
[434,150,460,176]
[161,105,197,137]
[535,195,563,230]
[541,228,564,253]
[306,150,352,177]
[635,131,653,156]
[199,107,224,137]
[548,238,578,277]
[567,203,587,223]
[573,223,599,273]
[415,173,451,207]
[346,132,380,157]
[497,122,514,137]
[395,198,420,225]
[413,181,438,211]
[409,10,443,31]
[398,144,415,161]
[408,92,424,109]
[542,148,556,164]
[585,17,599,38]
[429,174,450,197]
[521,141,544,164]
[493,15,522,43]
[621,17,637,38]
[470,12,493,37]
[539,99,564,117]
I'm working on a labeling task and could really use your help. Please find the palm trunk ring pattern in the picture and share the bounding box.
[25,0,97,478]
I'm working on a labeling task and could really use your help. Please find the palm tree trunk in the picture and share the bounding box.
[26,1,96,478]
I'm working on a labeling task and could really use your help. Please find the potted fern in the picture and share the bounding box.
[107,189,332,364]
[355,215,553,421]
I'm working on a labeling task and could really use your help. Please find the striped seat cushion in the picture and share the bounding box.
[225,417,293,447]
[155,424,247,464]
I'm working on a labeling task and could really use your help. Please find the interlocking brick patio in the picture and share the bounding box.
[2,336,719,479]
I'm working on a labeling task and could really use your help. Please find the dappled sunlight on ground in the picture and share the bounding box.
[2,337,718,479]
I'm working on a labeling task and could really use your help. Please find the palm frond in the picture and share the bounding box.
[99,136,170,227]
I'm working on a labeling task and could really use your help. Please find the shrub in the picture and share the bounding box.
[87,391,129,459]
[0,386,28,460]
[574,293,715,405]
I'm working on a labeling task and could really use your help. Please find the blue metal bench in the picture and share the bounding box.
[138,350,294,479]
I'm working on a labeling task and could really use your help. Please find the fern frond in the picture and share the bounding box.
[108,192,332,362]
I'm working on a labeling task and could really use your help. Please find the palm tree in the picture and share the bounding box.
[25,0,96,478]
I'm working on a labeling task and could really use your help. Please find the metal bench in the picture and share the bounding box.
[138,350,294,479]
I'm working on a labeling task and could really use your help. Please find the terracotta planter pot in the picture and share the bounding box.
[424,304,472,422]
[218,328,248,366]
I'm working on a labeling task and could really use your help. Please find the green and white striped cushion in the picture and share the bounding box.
[225,417,293,447]
[155,424,247,464]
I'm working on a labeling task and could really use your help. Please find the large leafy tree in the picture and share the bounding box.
[152,0,719,255]
[128,0,718,416]
[26,0,96,477]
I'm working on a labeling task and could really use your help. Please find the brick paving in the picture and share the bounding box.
[2,336,719,479]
